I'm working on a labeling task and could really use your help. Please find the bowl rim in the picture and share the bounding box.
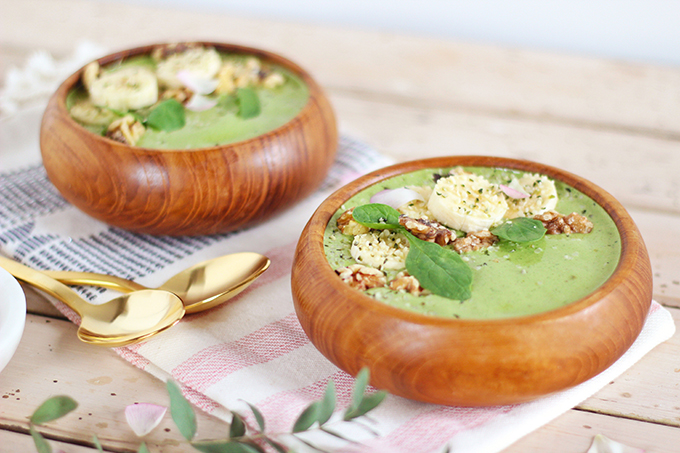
[301,155,646,327]
[50,41,325,153]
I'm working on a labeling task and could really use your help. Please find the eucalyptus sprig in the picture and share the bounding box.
[28,368,386,453]
[174,367,387,453]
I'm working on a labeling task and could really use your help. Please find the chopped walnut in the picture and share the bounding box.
[452,230,499,253]
[336,208,369,236]
[389,271,424,296]
[399,215,454,246]
[106,115,145,146]
[336,264,386,291]
[533,211,593,234]
[161,87,193,103]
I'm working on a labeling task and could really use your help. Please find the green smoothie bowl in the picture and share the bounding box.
[40,42,337,236]
[291,156,652,406]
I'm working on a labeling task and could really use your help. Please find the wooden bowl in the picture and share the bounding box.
[40,42,338,236]
[291,156,652,406]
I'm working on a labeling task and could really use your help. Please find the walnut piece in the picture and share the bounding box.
[106,115,145,146]
[336,208,370,236]
[336,264,386,291]
[398,215,454,246]
[452,230,499,253]
[389,271,424,296]
[533,211,594,235]
[161,87,192,103]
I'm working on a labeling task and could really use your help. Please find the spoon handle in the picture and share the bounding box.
[0,256,88,316]
[43,270,146,293]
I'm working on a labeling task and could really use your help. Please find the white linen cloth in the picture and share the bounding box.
[0,46,675,453]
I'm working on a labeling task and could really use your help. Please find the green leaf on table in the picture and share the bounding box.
[192,440,264,453]
[146,99,186,132]
[30,425,52,453]
[317,380,336,426]
[138,442,151,453]
[229,412,247,438]
[30,395,78,425]
[351,204,401,229]
[491,217,546,243]
[236,88,261,119]
[264,438,288,453]
[292,401,322,433]
[166,380,197,441]
[403,231,473,301]
[344,368,387,421]
[92,434,104,452]
[243,402,265,432]
[351,368,370,409]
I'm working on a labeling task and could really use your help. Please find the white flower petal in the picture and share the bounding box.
[370,187,425,209]
[125,403,167,437]
[176,70,219,95]
[500,184,530,199]
[587,434,645,453]
[185,94,218,112]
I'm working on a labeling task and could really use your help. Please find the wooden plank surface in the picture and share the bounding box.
[1,0,679,452]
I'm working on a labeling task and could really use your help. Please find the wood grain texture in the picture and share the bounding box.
[291,156,653,406]
[39,42,338,236]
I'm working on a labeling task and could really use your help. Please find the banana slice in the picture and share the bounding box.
[504,173,558,218]
[88,66,159,111]
[69,98,119,126]
[427,172,508,233]
[351,229,409,270]
[156,47,222,89]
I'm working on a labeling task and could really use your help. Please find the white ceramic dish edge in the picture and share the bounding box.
[0,266,27,373]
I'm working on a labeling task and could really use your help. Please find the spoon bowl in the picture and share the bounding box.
[0,256,185,347]
[45,252,270,313]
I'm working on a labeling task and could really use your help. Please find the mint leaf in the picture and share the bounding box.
[30,395,78,425]
[351,203,401,229]
[236,88,261,119]
[166,380,197,441]
[146,99,186,131]
[403,231,473,300]
[492,217,546,243]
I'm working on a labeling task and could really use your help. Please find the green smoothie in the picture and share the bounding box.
[324,167,621,319]
[67,51,309,149]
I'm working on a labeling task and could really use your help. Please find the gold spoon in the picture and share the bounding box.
[0,256,185,347]
[43,252,271,314]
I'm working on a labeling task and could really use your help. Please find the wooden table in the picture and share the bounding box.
[1,1,679,451]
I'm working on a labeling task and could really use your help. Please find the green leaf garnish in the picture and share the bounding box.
[236,88,261,119]
[146,99,186,132]
[351,203,401,229]
[403,231,473,301]
[492,217,546,243]
[166,380,197,441]
[30,395,78,425]
[138,442,151,453]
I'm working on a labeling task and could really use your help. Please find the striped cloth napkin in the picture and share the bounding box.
[1,48,676,453]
